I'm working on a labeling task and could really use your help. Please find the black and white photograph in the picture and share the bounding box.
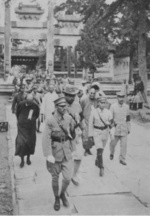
[0,0,150,215]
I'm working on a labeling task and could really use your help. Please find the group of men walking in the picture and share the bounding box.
[11,72,131,211]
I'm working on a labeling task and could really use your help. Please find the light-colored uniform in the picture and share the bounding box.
[41,91,58,121]
[42,111,75,190]
[66,101,84,160]
[110,102,131,161]
[88,108,112,149]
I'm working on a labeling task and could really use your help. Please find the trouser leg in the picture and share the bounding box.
[97,148,104,168]
[110,136,120,156]
[119,136,127,161]
[37,117,41,131]
[26,154,31,165]
[46,161,61,197]
[73,160,81,178]
[61,159,73,194]
[20,156,24,168]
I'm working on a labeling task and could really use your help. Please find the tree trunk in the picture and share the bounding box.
[138,0,147,102]
[129,48,134,84]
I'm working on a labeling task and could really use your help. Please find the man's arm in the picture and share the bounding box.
[11,94,17,113]
[126,106,131,133]
[42,118,53,157]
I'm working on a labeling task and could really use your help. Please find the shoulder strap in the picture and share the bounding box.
[96,109,108,127]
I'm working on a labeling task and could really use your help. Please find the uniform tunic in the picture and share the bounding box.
[66,101,84,160]
[41,91,58,120]
[42,110,76,188]
[42,111,75,162]
[110,102,131,161]
[88,108,112,149]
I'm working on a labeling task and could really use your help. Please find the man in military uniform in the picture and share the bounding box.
[25,76,33,93]
[88,96,113,176]
[109,91,131,165]
[63,84,85,185]
[42,97,76,211]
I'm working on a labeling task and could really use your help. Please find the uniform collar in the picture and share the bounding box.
[54,110,64,121]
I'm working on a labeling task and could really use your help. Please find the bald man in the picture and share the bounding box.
[15,94,40,168]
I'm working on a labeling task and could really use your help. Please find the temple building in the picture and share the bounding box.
[0,2,82,76]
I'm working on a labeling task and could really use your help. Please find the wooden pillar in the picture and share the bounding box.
[46,0,54,75]
[4,0,11,80]
[67,46,71,77]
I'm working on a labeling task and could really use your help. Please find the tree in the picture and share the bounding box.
[94,0,150,99]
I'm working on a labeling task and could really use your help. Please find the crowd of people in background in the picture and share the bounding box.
[10,69,132,211]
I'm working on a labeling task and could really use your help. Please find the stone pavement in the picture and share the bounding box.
[6,103,150,215]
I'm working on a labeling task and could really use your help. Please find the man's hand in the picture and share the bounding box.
[46,155,55,164]
[74,113,80,124]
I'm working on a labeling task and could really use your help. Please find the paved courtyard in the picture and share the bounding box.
[6,103,150,215]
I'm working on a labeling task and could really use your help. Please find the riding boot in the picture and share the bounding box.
[60,180,70,207]
[97,148,104,177]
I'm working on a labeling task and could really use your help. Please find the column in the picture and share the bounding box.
[67,46,71,77]
[4,0,11,80]
[46,0,54,75]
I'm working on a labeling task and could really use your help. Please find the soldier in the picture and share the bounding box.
[88,96,113,176]
[43,76,51,93]
[63,84,85,185]
[42,96,76,211]
[109,91,131,165]
[25,76,33,93]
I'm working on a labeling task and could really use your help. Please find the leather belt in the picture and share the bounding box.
[52,136,68,143]
[94,125,108,130]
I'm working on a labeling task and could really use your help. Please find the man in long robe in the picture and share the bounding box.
[15,94,40,168]
[80,88,98,156]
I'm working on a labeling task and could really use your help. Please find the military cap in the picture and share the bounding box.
[54,96,66,106]
[91,82,100,90]
[116,91,125,97]
[63,84,79,95]
[69,79,75,85]
[32,84,38,89]
[97,96,107,103]
[81,80,87,84]
[46,76,50,80]
[26,76,32,81]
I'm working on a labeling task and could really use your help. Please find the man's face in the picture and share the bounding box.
[98,101,105,110]
[49,85,54,93]
[20,85,25,93]
[26,80,31,85]
[33,87,37,93]
[77,90,83,98]
[65,93,75,104]
[118,96,124,105]
[89,88,96,100]
[57,104,66,115]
